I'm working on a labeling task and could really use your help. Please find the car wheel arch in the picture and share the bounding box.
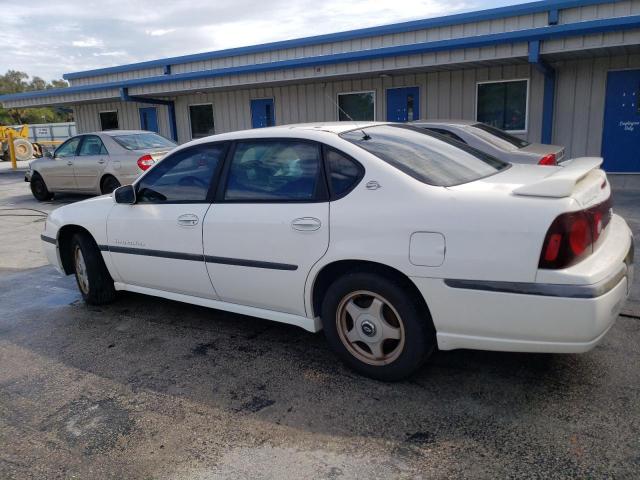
[310,259,433,325]
[57,225,98,275]
[100,174,120,193]
[31,170,53,189]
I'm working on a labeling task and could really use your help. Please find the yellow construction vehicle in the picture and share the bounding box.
[0,125,44,169]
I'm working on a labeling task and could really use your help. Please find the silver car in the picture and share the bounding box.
[26,130,176,201]
[411,120,565,166]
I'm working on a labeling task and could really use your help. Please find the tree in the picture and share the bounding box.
[28,76,47,92]
[0,70,72,125]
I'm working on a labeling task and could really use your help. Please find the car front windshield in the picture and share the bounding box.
[340,124,509,187]
[470,123,530,149]
[112,133,176,151]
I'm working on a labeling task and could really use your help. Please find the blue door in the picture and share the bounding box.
[602,70,640,173]
[251,98,275,128]
[139,107,159,133]
[386,87,420,122]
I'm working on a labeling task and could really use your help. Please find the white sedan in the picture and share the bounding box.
[40,122,634,381]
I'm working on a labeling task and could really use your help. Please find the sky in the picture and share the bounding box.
[0,0,530,82]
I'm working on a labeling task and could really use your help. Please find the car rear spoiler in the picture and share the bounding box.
[512,157,604,198]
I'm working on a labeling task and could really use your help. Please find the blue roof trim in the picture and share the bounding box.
[4,14,640,103]
[63,0,611,80]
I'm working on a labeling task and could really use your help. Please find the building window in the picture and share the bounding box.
[189,104,215,139]
[337,91,375,121]
[99,111,119,130]
[476,80,528,132]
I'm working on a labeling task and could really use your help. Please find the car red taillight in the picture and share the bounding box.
[538,153,557,166]
[539,197,612,269]
[137,154,155,171]
[568,216,590,256]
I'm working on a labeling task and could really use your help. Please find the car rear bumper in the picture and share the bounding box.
[412,219,633,353]
[430,273,628,353]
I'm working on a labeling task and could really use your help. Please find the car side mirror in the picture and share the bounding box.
[44,150,53,158]
[113,184,136,204]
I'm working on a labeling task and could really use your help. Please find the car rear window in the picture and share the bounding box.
[112,133,176,151]
[340,124,509,187]
[470,123,530,149]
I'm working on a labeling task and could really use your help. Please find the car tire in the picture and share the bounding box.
[30,173,53,201]
[71,232,116,305]
[13,138,34,161]
[321,272,436,381]
[101,175,121,195]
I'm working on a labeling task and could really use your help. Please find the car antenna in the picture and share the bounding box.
[324,92,371,140]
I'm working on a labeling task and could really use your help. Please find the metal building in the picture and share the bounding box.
[1,0,639,172]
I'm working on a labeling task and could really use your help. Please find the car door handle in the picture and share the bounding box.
[177,214,199,226]
[98,159,106,164]
[67,161,73,166]
[291,217,321,231]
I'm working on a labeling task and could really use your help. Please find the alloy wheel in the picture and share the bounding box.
[336,290,405,366]
[74,246,90,295]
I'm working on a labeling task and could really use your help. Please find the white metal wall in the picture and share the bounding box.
[74,101,171,139]
[70,64,542,144]
[68,52,640,160]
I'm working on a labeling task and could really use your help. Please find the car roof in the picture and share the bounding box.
[99,130,156,136]
[181,122,390,147]
[251,121,386,134]
[411,119,478,127]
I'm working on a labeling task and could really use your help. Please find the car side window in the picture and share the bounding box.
[426,128,467,144]
[136,143,227,203]
[55,137,81,158]
[78,135,108,156]
[325,147,364,199]
[224,140,322,201]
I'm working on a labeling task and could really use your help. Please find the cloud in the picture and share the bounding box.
[92,51,127,57]
[0,0,530,81]
[145,28,176,36]
[72,37,103,48]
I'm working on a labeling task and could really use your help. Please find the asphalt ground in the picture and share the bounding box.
[0,164,638,479]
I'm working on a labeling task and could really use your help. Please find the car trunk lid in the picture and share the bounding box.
[512,157,607,206]
[135,148,171,161]
[519,143,566,163]
[448,157,609,209]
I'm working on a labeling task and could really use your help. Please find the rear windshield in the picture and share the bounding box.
[112,133,176,151]
[340,124,509,187]
[470,123,530,149]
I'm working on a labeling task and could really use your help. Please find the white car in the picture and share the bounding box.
[411,120,566,165]
[40,122,634,381]
[26,130,176,200]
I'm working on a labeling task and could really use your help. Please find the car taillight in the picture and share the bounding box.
[568,216,589,256]
[538,153,557,166]
[137,154,155,171]
[539,197,612,269]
